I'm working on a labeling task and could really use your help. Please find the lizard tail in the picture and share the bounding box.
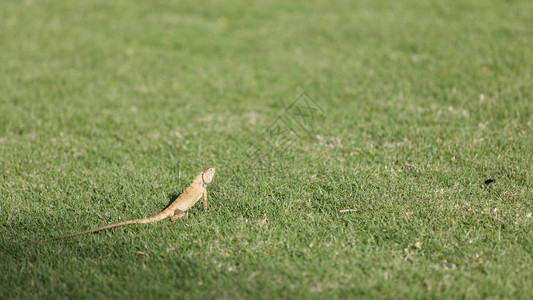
[34,217,155,244]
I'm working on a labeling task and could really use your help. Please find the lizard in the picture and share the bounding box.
[35,167,215,243]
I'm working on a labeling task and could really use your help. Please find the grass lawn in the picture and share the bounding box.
[1,0,532,298]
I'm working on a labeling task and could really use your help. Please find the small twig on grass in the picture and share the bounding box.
[339,208,360,213]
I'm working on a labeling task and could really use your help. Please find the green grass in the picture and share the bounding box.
[1,0,532,298]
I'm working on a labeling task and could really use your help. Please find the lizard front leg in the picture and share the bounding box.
[170,209,186,222]
[203,188,208,212]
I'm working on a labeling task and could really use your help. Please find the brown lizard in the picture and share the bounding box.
[36,167,215,243]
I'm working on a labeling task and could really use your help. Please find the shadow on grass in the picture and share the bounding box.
[163,193,181,210]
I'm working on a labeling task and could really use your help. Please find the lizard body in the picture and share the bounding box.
[36,167,215,243]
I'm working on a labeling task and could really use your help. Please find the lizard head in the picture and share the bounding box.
[201,167,216,184]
